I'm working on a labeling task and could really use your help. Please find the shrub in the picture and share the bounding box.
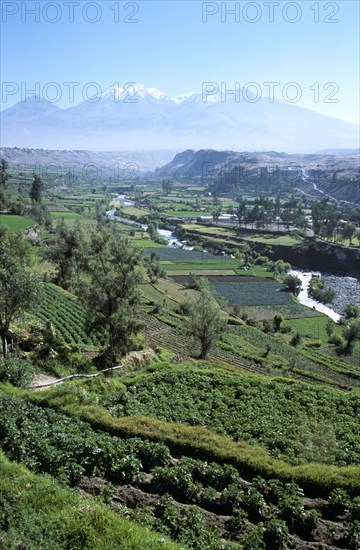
[328,488,351,516]
[328,334,344,347]
[290,332,302,347]
[263,518,289,549]
[0,355,34,388]
[226,508,249,538]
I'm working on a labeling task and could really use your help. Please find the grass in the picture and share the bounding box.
[132,239,167,248]
[122,206,150,218]
[140,279,198,305]
[29,380,360,495]
[0,451,178,550]
[234,303,323,321]
[0,214,35,233]
[50,211,84,220]
[286,316,332,342]
[182,224,302,247]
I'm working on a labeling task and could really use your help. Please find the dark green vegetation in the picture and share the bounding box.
[34,283,99,347]
[210,279,294,307]
[1,155,360,549]
[1,382,360,548]
[96,363,360,467]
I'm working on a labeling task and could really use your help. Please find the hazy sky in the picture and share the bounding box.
[1,0,359,124]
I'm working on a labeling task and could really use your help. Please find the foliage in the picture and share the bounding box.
[43,219,84,288]
[29,174,43,203]
[101,364,360,467]
[75,226,144,363]
[0,231,41,358]
[0,355,35,387]
[343,319,360,350]
[34,283,99,347]
[283,274,302,296]
[273,314,283,332]
[344,304,360,320]
[0,158,10,210]
[0,392,171,485]
[309,276,335,304]
[182,281,226,358]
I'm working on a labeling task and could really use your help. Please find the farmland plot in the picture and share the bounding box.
[143,248,229,261]
[34,283,99,347]
[208,277,294,306]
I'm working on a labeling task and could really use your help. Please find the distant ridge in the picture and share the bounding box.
[1,83,359,152]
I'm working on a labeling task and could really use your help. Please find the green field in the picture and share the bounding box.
[2,176,360,549]
[286,316,333,342]
[34,283,99,347]
[50,211,84,220]
[182,224,302,247]
[0,214,35,233]
[210,280,294,307]
[97,363,360,467]
[132,239,167,248]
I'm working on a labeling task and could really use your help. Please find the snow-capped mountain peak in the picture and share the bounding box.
[1,83,359,152]
[172,92,197,104]
[95,83,170,103]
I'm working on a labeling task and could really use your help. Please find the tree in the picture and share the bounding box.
[161,179,173,195]
[273,314,283,332]
[343,319,360,351]
[235,200,247,227]
[343,304,360,320]
[283,274,302,296]
[325,318,334,337]
[0,231,40,358]
[182,281,226,359]
[144,251,165,284]
[212,196,222,223]
[0,158,10,210]
[356,229,360,247]
[75,227,143,365]
[272,260,291,276]
[30,174,43,203]
[43,219,84,288]
[342,223,356,246]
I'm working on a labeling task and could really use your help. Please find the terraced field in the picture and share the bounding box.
[34,283,99,347]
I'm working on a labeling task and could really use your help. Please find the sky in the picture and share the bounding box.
[0,0,359,124]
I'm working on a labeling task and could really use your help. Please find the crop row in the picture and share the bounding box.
[100,364,360,468]
[302,348,360,380]
[1,391,359,549]
[210,281,294,307]
[0,392,170,485]
[144,248,229,261]
[34,284,99,347]
[229,324,360,389]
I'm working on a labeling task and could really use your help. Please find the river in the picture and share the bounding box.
[289,270,360,323]
[108,195,357,322]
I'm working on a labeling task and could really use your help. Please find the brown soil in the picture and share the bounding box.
[77,475,351,550]
[170,275,273,284]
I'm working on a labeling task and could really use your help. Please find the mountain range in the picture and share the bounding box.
[1,84,359,152]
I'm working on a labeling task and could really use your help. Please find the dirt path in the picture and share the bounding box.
[30,349,155,389]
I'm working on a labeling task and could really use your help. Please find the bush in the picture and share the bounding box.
[0,355,35,387]
[263,518,289,549]
[290,332,302,347]
[305,340,322,348]
[328,488,351,516]
[328,334,344,347]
